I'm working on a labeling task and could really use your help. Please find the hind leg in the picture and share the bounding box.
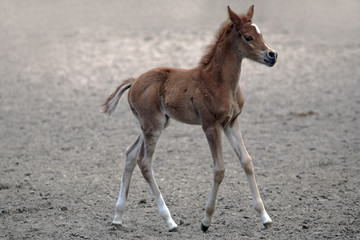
[112,134,144,228]
[137,115,178,231]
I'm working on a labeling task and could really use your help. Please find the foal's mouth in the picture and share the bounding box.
[263,50,277,67]
[264,58,277,67]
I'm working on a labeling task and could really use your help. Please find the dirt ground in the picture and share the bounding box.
[1,0,359,239]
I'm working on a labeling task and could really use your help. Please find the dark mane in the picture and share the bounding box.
[198,20,232,68]
[198,15,249,68]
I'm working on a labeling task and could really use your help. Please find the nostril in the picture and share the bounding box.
[267,51,276,59]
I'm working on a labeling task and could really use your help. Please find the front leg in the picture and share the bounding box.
[224,119,272,228]
[201,123,225,232]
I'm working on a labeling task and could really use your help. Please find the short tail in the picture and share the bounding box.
[101,78,135,116]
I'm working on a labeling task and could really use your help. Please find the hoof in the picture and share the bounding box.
[201,223,209,232]
[111,222,122,230]
[263,222,273,229]
[169,227,179,232]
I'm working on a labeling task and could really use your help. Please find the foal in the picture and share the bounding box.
[103,5,277,232]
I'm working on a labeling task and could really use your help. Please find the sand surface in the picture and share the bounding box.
[1,0,359,239]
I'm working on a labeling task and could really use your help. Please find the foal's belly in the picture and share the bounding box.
[158,68,202,125]
[161,94,201,125]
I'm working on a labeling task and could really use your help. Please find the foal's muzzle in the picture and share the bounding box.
[263,49,278,67]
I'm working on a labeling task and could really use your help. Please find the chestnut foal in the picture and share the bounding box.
[103,5,277,232]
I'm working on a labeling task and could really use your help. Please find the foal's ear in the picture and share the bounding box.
[228,6,240,24]
[247,5,254,20]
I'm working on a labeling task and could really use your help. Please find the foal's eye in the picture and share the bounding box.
[244,36,253,41]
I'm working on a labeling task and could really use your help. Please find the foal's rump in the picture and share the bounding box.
[126,67,201,125]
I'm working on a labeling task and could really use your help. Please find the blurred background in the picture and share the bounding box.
[1,0,359,111]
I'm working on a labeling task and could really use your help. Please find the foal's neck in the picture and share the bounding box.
[204,29,242,90]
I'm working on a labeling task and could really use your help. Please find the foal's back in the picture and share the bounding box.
[128,66,244,127]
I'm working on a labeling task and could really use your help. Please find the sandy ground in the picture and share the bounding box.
[1,0,359,239]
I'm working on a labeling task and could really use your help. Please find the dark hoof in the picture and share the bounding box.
[111,223,122,230]
[169,227,179,232]
[201,223,209,232]
[263,222,273,229]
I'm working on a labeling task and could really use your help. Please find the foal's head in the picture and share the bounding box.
[228,5,277,67]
